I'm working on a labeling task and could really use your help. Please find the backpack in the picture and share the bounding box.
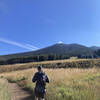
[37,72,47,85]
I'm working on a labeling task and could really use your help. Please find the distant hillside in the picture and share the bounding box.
[90,46,100,51]
[32,43,94,55]
[0,43,94,60]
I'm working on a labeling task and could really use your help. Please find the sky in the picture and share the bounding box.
[0,0,100,55]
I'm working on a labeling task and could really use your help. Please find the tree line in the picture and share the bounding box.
[0,49,100,65]
[0,54,70,65]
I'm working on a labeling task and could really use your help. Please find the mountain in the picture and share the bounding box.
[30,43,94,55]
[0,43,94,61]
[90,46,100,51]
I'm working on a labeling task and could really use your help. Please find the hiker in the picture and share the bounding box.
[32,66,49,100]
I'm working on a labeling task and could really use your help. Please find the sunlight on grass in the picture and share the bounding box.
[1,68,100,100]
[0,79,11,100]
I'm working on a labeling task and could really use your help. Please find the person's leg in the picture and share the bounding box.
[40,94,45,100]
[40,98,44,100]
[34,96,38,100]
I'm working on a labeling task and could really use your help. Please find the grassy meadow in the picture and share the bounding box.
[1,67,100,100]
[0,59,87,73]
[0,79,11,100]
[1,58,100,73]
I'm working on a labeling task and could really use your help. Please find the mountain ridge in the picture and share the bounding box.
[0,43,99,64]
[0,43,96,60]
[90,46,100,51]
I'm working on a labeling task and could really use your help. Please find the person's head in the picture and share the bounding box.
[37,66,42,71]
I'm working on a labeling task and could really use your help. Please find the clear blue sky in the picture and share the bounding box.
[0,0,100,55]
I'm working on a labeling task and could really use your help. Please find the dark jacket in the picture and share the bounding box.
[32,71,49,88]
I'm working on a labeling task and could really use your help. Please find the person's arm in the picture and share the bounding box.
[32,73,37,82]
[45,74,50,83]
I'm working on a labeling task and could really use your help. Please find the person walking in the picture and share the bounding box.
[32,66,49,100]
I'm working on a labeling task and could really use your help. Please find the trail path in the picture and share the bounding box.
[8,82,33,100]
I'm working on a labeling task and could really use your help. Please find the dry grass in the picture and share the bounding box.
[0,79,11,100]
[0,59,100,73]
[1,68,100,100]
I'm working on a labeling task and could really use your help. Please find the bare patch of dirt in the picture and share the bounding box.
[8,82,33,100]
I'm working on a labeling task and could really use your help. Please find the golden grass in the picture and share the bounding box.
[0,59,98,73]
[1,68,100,100]
[0,79,11,100]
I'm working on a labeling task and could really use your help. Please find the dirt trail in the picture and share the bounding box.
[8,82,33,100]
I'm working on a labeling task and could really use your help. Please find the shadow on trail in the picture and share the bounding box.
[21,95,34,100]
[21,88,35,100]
